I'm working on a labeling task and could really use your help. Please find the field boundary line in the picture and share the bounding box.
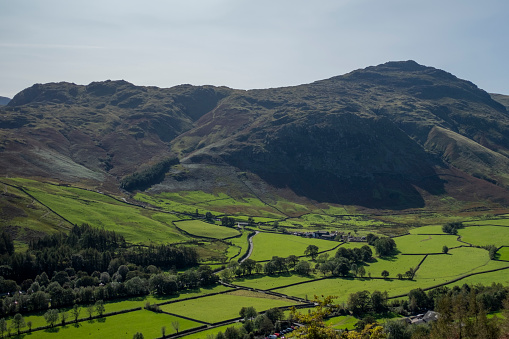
[388,265,509,299]
[157,310,211,325]
[0,180,74,230]
[156,287,239,307]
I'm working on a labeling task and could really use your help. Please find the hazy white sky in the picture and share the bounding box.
[1,0,508,98]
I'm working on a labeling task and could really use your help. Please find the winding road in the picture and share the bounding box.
[240,231,259,263]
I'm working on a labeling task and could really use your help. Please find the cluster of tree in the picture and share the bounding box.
[383,283,509,338]
[209,306,287,339]
[366,234,398,256]
[483,244,499,260]
[220,256,313,281]
[120,157,179,191]
[347,290,389,315]
[390,282,508,317]
[0,231,14,256]
[0,264,217,317]
[442,222,463,235]
[1,301,107,336]
[0,224,198,283]
[315,245,373,277]
[221,216,236,227]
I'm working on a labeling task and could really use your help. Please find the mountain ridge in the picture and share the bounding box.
[2,61,509,209]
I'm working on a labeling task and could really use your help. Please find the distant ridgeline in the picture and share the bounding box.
[0,96,10,106]
[120,157,179,191]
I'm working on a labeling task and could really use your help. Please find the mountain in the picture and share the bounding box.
[1,61,509,209]
[0,96,10,106]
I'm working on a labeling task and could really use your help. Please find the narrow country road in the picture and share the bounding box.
[240,231,259,263]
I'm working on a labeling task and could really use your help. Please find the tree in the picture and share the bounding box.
[172,320,180,334]
[290,295,339,338]
[60,310,68,325]
[405,267,416,280]
[0,318,6,338]
[27,320,32,332]
[265,308,284,324]
[95,300,105,317]
[370,291,388,313]
[86,304,94,319]
[442,245,449,254]
[254,314,274,335]
[295,260,312,275]
[381,270,390,279]
[357,266,366,278]
[245,306,257,321]
[348,291,371,315]
[205,212,214,222]
[240,259,256,275]
[44,309,59,327]
[11,313,25,335]
[305,245,319,260]
[373,237,396,257]
[161,326,166,338]
[72,304,81,323]
[133,332,144,339]
[286,255,300,269]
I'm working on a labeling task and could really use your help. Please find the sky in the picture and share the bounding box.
[1,0,508,98]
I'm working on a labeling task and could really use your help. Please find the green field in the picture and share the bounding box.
[458,226,509,247]
[25,309,199,339]
[175,220,240,239]
[326,315,359,330]
[393,234,461,254]
[464,218,509,227]
[161,290,300,323]
[135,191,287,218]
[228,232,250,259]
[409,225,446,234]
[497,247,509,261]
[416,247,508,280]
[234,273,317,290]
[274,277,423,303]
[4,285,233,331]
[181,322,243,339]
[8,178,188,244]
[249,232,340,261]
[362,254,424,278]
[445,267,509,288]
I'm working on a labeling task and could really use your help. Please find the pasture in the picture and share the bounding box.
[415,247,507,280]
[458,226,509,247]
[175,220,240,239]
[249,232,340,261]
[233,273,318,290]
[161,290,300,323]
[13,179,188,244]
[409,225,445,234]
[27,309,199,339]
[497,247,509,261]
[362,254,424,278]
[393,234,461,254]
[273,277,423,304]
[181,322,244,339]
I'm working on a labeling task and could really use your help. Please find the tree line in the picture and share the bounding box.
[0,224,217,318]
[120,157,179,191]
